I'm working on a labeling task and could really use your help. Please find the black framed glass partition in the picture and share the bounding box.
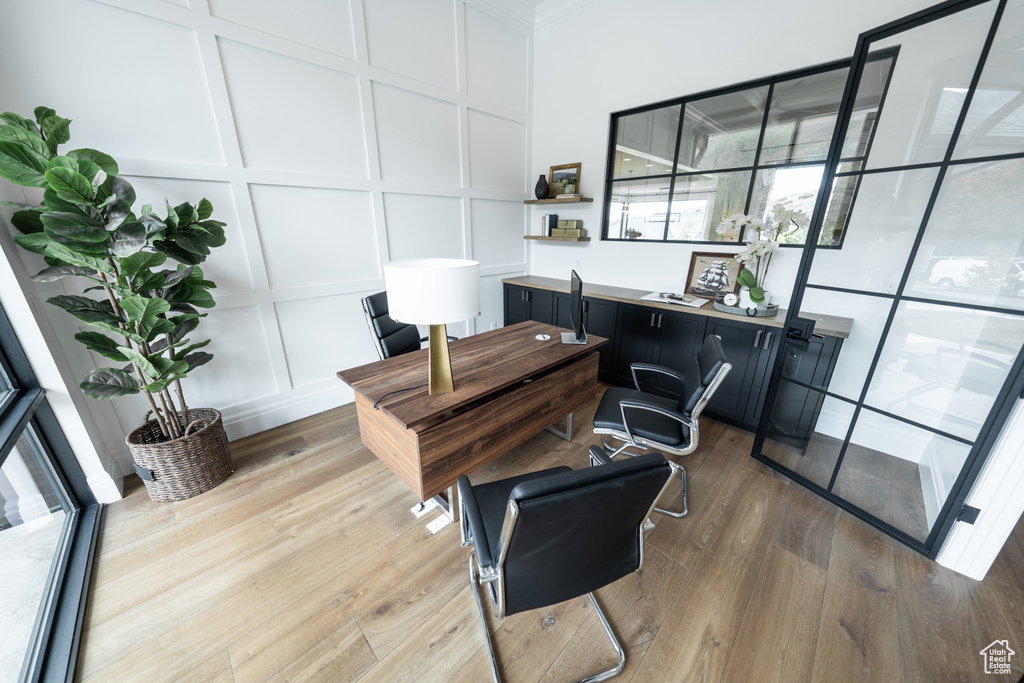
[753,0,1024,559]
[0,299,101,682]
[603,53,898,246]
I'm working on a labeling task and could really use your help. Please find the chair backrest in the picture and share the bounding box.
[499,453,671,616]
[361,291,422,360]
[677,334,730,416]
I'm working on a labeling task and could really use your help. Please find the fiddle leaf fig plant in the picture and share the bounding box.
[0,107,225,440]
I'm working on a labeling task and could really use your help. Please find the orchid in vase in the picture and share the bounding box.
[716,206,801,303]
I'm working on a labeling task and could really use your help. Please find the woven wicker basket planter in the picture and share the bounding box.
[126,408,234,502]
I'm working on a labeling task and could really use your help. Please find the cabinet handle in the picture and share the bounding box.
[753,329,763,348]
[650,313,656,327]
[521,291,525,302]
[764,331,773,350]
[657,314,663,329]
[525,291,531,302]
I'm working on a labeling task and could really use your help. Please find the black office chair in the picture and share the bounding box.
[592,334,731,518]
[361,291,457,360]
[458,449,673,683]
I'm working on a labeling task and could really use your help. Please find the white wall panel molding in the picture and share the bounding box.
[0,0,534,482]
[534,0,595,28]
[467,0,534,31]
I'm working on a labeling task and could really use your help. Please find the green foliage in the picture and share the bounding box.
[735,268,765,302]
[0,107,225,424]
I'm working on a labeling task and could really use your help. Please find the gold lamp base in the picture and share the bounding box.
[427,324,455,394]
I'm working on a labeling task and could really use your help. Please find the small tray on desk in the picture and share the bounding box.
[713,301,780,317]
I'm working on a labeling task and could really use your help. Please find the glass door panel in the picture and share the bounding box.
[0,426,71,682]
[808,167,940,291]
[952,0,1024,159]
[864,302,1024,440]
[866,2,999,169]
[906,158,1024,309]
[763,391,856,488]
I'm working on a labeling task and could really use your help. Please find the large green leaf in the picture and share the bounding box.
[42,116,71,155]
[46,295,139,341]
[117,346,159,380]
[67,148,118,176]
[11,210,44,234]
[45,166,93,205]
[42,243,114,274]
[110,222,147,257]
[139,213,166,236]
[42,187,82,213]
[163,199,179,229]
[110,175,135,205]
[80,367,141,399]
[0,140,48,186]
[31,265,96,282]
[152,356,188,377]
[160,265,193,291]
[40,210,107,243]
[120,296,172,341]
[33,107,56,125]
[105,199,131,231]
[171,339,210,361]
[181,351,213,373]
[169,314,199,344]
[14,233,51,255]
[120,251,167,280]
[1,112,37,132]
[196,198,214,220]
[74,331,128,362]
[0,123,48,157]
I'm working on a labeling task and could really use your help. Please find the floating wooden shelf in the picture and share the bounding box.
[524,236,591,242]
[524,197,594,205]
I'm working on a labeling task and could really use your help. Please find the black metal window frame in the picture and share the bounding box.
[751,0,1024,559]
[600,53,896,247]
[0,300,102,682]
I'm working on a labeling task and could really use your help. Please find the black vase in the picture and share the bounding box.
[534,174,549,200]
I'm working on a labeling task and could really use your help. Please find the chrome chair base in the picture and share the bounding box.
[597,435,687,518]
[469,551,626,683]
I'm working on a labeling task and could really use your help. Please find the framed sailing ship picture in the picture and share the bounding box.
[685,252,740,299]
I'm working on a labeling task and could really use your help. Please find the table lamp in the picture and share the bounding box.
[383,258,480,394]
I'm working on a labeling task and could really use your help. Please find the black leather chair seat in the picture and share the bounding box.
[467,466,572,563]
[593,387,689,448]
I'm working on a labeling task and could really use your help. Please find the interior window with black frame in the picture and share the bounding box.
[603,52,898,246]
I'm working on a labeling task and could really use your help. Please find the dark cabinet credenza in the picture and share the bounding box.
[502,276,851,432]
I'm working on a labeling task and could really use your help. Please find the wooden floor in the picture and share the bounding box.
[78,391,1024,682]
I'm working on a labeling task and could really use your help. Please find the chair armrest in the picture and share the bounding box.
[619,399,696,442]
[630,363,686,392]
[588,445,615,467]
[457,475,493,569]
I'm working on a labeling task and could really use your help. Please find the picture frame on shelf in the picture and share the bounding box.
[548,162,581,197]
[685,252,741,300]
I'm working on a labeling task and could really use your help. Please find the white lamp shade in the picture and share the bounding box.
[383,258,480,325]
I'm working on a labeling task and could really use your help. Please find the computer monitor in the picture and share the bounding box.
[561,270,588,345]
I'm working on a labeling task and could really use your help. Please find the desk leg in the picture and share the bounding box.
[544,412,574,442]
[430,486,457,523]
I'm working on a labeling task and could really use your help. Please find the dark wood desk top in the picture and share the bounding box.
[337,321,607,428]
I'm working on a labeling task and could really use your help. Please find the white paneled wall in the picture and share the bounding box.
[0,0,532,482]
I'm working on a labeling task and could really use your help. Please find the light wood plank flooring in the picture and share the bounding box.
[78,391,1024,682]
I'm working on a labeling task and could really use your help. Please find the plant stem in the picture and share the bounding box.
[156,390,181,438]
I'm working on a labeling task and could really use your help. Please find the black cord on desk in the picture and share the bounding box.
[373,384,428,409]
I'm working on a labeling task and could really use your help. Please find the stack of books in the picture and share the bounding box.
[555,193,583,199]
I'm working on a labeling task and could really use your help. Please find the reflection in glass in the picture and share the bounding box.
[613,104,681,179]
[0,428,69,682]
[953,0,1024,159]
[761,68,848,165]
[837,408,972,541]
[667,171,751,241]
[809,167,940,289]
[749,165,824,244]
[679,88,768,172]
[801,289,894,400]
[840,53,897,160]
[865,301,1024,441]
[607,177,672,239]
[0,361,14,416]
[907,158,1024,309]
[866,1,999,169]
[763,392,855,489]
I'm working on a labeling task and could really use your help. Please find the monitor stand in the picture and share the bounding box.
[560,329,587,345]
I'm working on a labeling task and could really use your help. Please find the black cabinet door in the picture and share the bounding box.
[504,285,530,325]
[554,292,573,329]
[704,319,767,422]
[614,305,661,387]
[584,298,618,381]
[504,284,554,325]
[651,309,706,398]
[744,328,780,426]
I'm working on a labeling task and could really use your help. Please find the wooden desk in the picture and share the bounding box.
[337,321,607,501]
